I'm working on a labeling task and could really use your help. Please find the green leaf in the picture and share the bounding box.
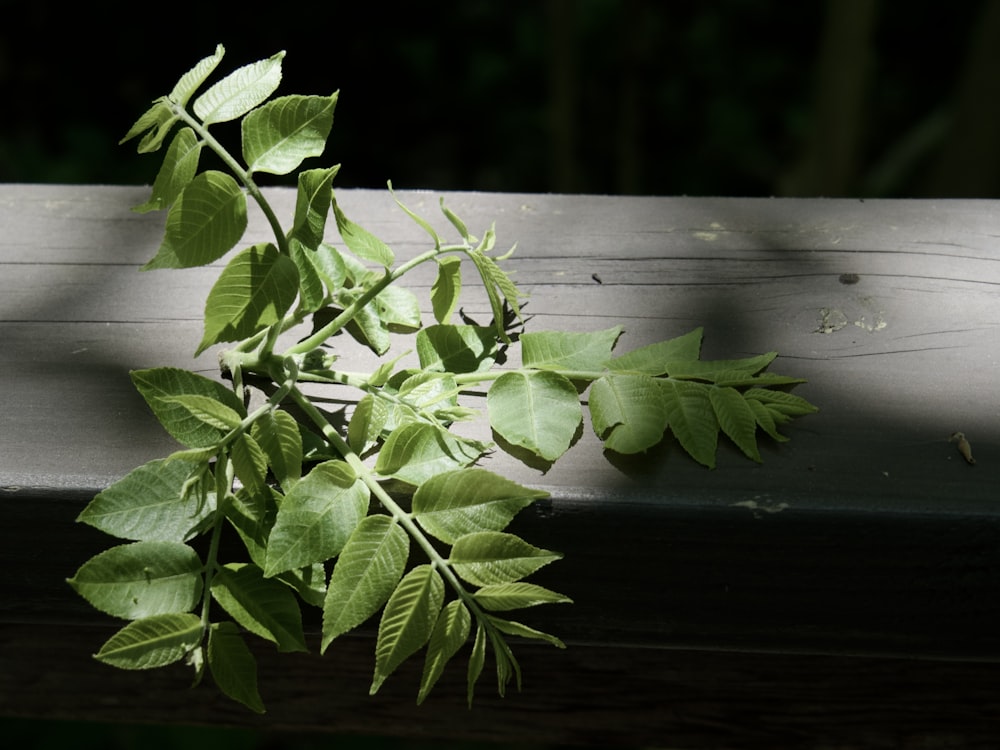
[487,627,521,697]
[467,622,487,707]
[709,386,762,462]
[370,565,444,695]
[77,458,215,542]
[161,394,243,432]
[589,374,667,454]
[450,531,562,587]
[744,388,819,418]
[133,127,203,213]
[416,324,497,374]
[193,51,284,125]
[251,409,303,492]
[389,185,441,248]
[521,327,622,372]
[467,235,524,343]
[208,621,265,713]
[142,171,248,269]
[606,327,703,375]
[264,460,369,577]
[94,613,203,670]
[121,99,178,154]
[289,166,341,250]
[211,563,307,653]
[168,44,225,107]
[747,398,790,443]
[230,433,269,499]
[431,256,463,324]
[418,600,471,704]
[242,93,338,175]
[665,351,778,381]
[412,468,547,545]
[473,583,572,612]
[375,285,422,333]
[321,515,409,650]
[659,379,719,468]
[440,198,476,243]
[288,239,326,313]
[347,394,388,455]
[198,243,299,354]
[486,614,566,648]
[68,541,202,620]
[131,367,245,448]
[333,197,395,268]
[487,371,582,462]
[375,423,483,486]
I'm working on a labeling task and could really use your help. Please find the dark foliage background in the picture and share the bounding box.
[3,1,1000,748]
[3,0,1000,197]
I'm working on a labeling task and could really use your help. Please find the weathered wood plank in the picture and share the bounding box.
[3,184,1000,745]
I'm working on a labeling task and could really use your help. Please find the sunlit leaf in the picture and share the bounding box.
[589,374,667,454]
[194,51,284,125]
[450,531,562,587]
[142,171,247,270]
[242,93,338,175]
[333,198,394,268]
[416,324,497,374]
[68,541,202,620]
[133,127,203,213]
[606,327,703,375]
[418,600,471,704]
[473,583,572,612]
[211,563,307,652]
[198,243,299,354]
[431,256,462,324]
[521,327,622,373]
[370,565,444,694]
[487,370,581,462]
[94,613,202,670]
[412,468,547,545]
[375,423,483,486]
[321,514,409,650]
[168,44,225,106]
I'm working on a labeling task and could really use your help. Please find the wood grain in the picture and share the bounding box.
[3,185,1000,745]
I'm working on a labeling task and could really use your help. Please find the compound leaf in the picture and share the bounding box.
[412,468,547,545]
[264,460,369,577]
[416,324,497,374]
[606,327,703,375]
[77,458,214,542]
[521,327,622,372]
[242,93,338,175]
[68,541,202,620]
[198,243,300,354]
[659,379,719,468]
[418,599,471,704]
[321,514,409,650]
[370,564,444,695]
[589,373,667,454]
[251,409,303,492]
[211,563,307,653]
[208,621,265,713]
[333,198,394,268]
[450,531,562,587]
[431,256,463,324]
[169,44,226,107]
[709,386,762,462]
[194,51,284,125]
[131,367,245,448]
[473,583,572,612]
[142,171,248,270]
[487,370,581,462]
[133,127,203,213]
[94,613,203,670]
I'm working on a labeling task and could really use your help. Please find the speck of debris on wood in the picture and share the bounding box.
[839,273,861,285]
[592,273,603,284]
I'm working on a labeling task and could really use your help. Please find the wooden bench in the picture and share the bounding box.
[3,184,1000,748]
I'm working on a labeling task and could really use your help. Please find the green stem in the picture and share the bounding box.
[286,386,481,612]
[170,102,289,256]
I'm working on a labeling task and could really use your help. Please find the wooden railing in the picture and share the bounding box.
[3,184,1000,747]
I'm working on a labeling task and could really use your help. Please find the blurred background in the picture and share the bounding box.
[3,0,1000,748]
[4,0,1000,197]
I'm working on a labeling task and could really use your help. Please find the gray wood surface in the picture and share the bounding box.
[3,184,1000,747]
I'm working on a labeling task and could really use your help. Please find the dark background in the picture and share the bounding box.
[4,1,1000,748]
[4,0,1000,197]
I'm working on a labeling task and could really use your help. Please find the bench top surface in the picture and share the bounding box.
[4,184,1000,744]
[2,184,996,511]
